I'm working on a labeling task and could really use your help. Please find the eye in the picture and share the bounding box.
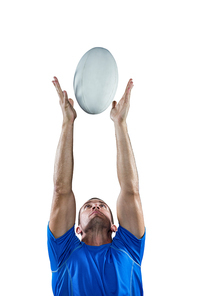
[85,204,91,208]
[100,204,106,208]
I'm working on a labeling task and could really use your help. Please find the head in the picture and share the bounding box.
[76,198,117,238]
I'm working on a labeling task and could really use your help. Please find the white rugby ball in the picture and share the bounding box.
[73,47,118,114]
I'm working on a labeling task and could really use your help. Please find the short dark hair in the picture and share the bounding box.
[78,198,114,225]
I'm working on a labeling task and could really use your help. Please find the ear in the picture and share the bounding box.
[76,225,82,235]
[111,224,118,233]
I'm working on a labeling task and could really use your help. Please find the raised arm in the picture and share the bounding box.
[110,79,145,239]
[49,77,77,238]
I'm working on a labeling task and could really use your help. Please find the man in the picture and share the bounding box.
[47,76,146,296]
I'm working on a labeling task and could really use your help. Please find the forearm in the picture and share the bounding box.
[114,121,139,193]
[53,121,74,194]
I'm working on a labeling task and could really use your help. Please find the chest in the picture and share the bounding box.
[66,247,134,295]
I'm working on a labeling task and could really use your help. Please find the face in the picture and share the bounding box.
[77,199,113,235]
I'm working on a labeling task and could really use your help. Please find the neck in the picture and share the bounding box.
[82,228,112,246]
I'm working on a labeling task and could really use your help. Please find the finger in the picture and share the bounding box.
[126,79,133,92]
[52,77,62,90]
[52,77,64,100]
[63,90,68,100]
[68,98,74,107]
[63,91,70,105]
[125,79,134,101]
[123,80,130,97]
[112,101,117,109]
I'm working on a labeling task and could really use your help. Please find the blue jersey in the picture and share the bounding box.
[47,223,146,296]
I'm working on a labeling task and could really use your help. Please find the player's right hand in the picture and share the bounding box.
[52,76,77,124]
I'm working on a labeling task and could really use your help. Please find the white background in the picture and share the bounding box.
[0,0,196,295]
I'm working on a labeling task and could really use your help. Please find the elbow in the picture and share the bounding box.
[54,183,72,195]
[120,182,139,195]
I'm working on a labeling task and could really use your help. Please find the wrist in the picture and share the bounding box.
[114,120,127,128]
[62,120,74,128]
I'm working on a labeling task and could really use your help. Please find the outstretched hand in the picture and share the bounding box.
[110,79,134,124]
[52,76,77,124]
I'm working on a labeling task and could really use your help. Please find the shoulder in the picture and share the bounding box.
[112,224,146,265]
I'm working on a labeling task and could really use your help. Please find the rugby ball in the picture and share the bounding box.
[73,47,118,114]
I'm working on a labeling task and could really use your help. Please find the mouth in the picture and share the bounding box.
[90,210,102,216]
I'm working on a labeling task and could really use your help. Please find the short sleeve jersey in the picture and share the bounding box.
[47,223,146,296]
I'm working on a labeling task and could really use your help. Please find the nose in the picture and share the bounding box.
[92,205,100,210]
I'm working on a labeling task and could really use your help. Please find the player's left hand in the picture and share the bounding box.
[110,79,134,124]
